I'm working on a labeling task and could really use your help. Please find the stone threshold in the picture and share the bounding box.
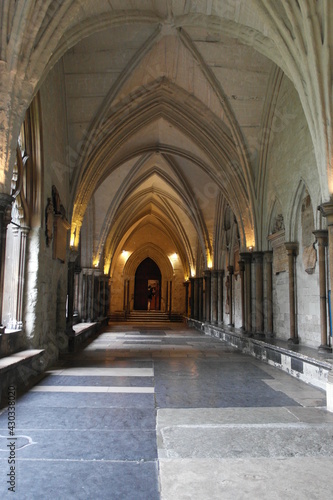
[186,318,332,393]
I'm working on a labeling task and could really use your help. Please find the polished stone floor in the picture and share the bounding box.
[1,324,333,499]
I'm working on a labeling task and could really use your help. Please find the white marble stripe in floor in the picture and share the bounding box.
[46,368,154,377]
[30,386,155,393]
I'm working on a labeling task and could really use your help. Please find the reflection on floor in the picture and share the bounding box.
[1,324,333,499]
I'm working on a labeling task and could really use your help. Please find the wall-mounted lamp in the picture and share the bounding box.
[248,246,253,252]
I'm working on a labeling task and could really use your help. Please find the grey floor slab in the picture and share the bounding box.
[0,407,156,431]
[35,375,154,387]
[0,429,157,461]
[0,460,159,500]
[158,424,333,459]
[159,458,333,500]
[13,392,155,408]
[154,359,299,408]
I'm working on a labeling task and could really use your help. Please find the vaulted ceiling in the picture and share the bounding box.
[65,19,273,274]
[2,0,332,277]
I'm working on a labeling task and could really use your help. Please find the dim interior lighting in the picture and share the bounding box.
[191,269,196,277]
[248,246,253,252]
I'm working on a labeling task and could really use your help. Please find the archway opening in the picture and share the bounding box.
[134,258,161,311]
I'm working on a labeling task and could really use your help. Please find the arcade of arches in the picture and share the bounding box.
[1,2,333,376]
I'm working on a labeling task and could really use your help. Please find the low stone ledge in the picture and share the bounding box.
[327,372,333,412]
[68,322,101,352]
[0,349,45,408]
[186,318,332,393]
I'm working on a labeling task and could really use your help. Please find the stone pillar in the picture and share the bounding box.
[107,278,112,316]
[0,194,13,333]
[189,278,194,318]
[169,280,173,317]
[240,253,252,333]
[15,226,29,329]
[217,270,224,325]
[211,271,218,324]
[165,281,169,313]
[313,230,331,352]
[198,277,204,321]
[184,281,189,316]
[193,278,199,319]
[319,201,333,295]
[285,242,299,344]
[264,251,273,337]
[238,260,245,330]
[204,270,211,322]
[66,251,78,334]
[227,265,234,326]
[253,252,264,336]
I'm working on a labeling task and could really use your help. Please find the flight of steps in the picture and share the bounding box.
[109,310,184,323]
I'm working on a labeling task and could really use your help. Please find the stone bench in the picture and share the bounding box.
[0,349,45,407]
[68,322,101,352]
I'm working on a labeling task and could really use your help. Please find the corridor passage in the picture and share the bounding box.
[1,324,333,499]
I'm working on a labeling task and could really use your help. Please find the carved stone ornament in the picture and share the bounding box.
[302,244,317,274]
[272,214,285,234]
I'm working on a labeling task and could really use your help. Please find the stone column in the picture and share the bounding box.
[204,270,211,322]
[313,230,331,352]
[189,278,194,318]
[165,281,169,313]
[184,281,189,317]
[240,253,252,333]
[285,242,299,344]
[14,226,29,329]
[264,251,273,337]
[227,265,234,326]
[169,280,173,317]
[238,260,245,330]
[0,194,13,332]
[319,201,333,295]
[211,271,218,324]
[198,278,203,321]
[193,278,198,319]
[253,252,264,336]
[66,250,78,335]
[217,270,224,325]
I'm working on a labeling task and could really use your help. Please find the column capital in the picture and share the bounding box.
[211,269,218,277]
[252,251,263,263]
[240,252,252,263]
[227,265,234,275]
[318,201,333,225]
[68,249,79,263]
[313,229,328,246]
[204,269,211,278]
[285,242,299,255]
[264,251,273,263]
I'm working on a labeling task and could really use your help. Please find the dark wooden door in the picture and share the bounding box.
[134,258,161,310]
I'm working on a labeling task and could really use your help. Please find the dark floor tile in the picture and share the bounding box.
[0,429,157,461]
[0,407,156,431]
[0,460,159,500]
[36,375,154,387]
[13,392,155,409]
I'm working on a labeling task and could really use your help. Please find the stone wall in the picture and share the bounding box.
[23,62,70,364]
[265,75,322,343]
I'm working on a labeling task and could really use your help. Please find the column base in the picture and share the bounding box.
[288,337,299,345]
[242,331,254,338]
[255,332,266,339]
[66,326,76,337]
[318,344,332,354]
